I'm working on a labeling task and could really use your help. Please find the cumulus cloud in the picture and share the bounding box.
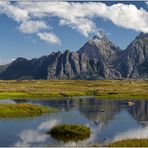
[59,18,97,37]
[103,3,148,33]
[0,2,28,22]
[16,2,148,34]
[37,32,61,45]
[0,2,148,44]
[15,2,101,36]
[19,20,48,34]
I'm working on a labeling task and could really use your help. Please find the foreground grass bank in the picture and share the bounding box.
[107,139,148,147]
[0,80,147,99]
[0,103,56,118]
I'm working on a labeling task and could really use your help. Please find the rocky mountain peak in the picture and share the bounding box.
[92,32,107,40]
[88,33,108,45]
[79,34,121,63]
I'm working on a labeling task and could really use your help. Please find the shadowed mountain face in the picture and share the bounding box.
[0,33,148,80]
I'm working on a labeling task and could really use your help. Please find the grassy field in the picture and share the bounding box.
[0,80,147,99]
[107,139,148,147]
[0,103,56,118]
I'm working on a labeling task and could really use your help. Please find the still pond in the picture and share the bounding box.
[0,97,147,146]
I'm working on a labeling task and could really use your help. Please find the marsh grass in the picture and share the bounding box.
[107,139,148,147]
[0,80,147,99]
[48,124,91,142]
[0,103,56,118]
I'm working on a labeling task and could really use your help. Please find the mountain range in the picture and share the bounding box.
[0,32,148,80]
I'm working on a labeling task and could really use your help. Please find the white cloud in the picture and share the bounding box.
[103,3,148,33]
[59,18,97,37]
[16,2,148,34]
[0,2,148,44]
[19,20,48,34]
[37,32,61,45]
[16,2,100,37]
[0,2,28,22]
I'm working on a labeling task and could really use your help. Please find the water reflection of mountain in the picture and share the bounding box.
[14,98,148,126]
[13,98,125,125]
[78,99,121,126]
[14,99,28,103]
[14,98,81,111]
[128,100,148,124]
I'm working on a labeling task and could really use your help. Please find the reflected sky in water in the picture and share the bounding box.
[0,98,148,146]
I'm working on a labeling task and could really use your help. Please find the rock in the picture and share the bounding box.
[127,101,135,106]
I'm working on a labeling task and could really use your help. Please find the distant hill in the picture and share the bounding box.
[0,32,148,80]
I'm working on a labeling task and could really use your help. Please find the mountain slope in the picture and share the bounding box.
[0,56,50,80]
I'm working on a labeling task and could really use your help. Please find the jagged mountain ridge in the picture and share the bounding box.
[0,32,148,80]
[115,32,148,78]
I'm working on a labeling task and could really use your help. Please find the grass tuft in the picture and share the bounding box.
[48,124,91,142]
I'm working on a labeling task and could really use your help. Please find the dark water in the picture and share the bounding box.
[0,97,148,146]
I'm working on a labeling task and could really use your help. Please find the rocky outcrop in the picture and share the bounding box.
[0,32,148,80]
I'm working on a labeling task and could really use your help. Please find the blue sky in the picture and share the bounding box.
[0,1,147,64]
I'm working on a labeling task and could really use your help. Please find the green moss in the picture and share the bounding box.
[0,103,57,118]
[107,139,148,147]
[48,124,91,142]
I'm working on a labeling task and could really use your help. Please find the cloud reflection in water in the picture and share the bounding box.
[14,130,48,146]
[112,126,148,142]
